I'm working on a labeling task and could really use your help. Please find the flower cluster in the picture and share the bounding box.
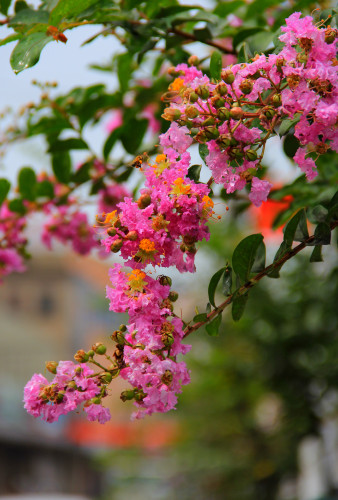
[162,12,337,204]
[0,203,27,280]
[107,265,190,418]
[24,360,111,424]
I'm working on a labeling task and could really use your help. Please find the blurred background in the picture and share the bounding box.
[0,0,338,499]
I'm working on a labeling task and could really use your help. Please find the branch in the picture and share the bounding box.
[169,28,236,55]
[183,221,338,338]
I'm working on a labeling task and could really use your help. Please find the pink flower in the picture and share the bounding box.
[85,404,111,424]
[249,178,273,207]
[106,109,123,133]
[293,148,318,180]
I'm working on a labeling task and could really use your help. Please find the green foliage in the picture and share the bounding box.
[210,50,222,81]
[0,179,10,206]
[232,234,264,284]
[18,167,37,201]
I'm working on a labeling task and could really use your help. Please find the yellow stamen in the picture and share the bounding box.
[169,77,184,92]
[139,239,156,253]
[104,210,118,225]
[128,269,147,293]
[156,154,166,163]
[171,178,191,196]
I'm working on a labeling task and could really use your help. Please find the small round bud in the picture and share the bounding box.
[263,106,275,120]
[202,117,215,126]
[74,349,89,363]
[162,108,182,121]
[162,332,175,347]
[119,324,127,332]
[67,381,77,391]
[168,291,179,302]
[217,134,231,148]
[230,107,244,120]
[120,390,135,402]
[110,238,123,253]
[221,69,235,84]
[92,342,107,355]
[230,147,244,159]
[46,361,58,374]
[87,350,95,358]
[158,275,172,287]
[216,83,228,96]
[134,389,145,402]
[190,92,199,103]
[107,227,117,237]
[325,27,337,44]
[213,98,225,109]
[218,107,230,121]
[126,230,138,241]
[137,193,151,209]
[239,79,253,95]
[196,85,210,100]
[272,94,282,107]
[100,372,113,384]
[245,149,258,161]
[185,105,200,119]
[204,126,220,140]
[90,397,101,405]
[188,54,199,66]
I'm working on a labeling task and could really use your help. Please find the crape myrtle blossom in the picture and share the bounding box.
[0,203,27,279]
[162,12,337,201]
[24,361,111,424]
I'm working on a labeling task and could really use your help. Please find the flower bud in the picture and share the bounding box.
[230,147,243,159]
[67,380,77,391]
[110,238,123,253]
[262,106,275,119]
[162,332,175,347]
[190,91,199,103]
[162,108,182,121]
[217,134,231,148]
[45,361,58,374]
[168,291,179,302]
[188,54,199,66]
[239,79,253,95]
[221,69,235,84]
[74,350,89,363]
[185,105,200,119]
[245,149,258,161]
[158,275,172,287]
[204,126,220,140]
[272,94,282,107]
[126,230,138,241]
[296,53,308,64]
[212,97,225,109]
[186,244,197,254]
[161,369,173,386]
[138,193,151,209]
[196,85,210,100]
[90,396,101,405]
[218,107,230,121]
[202,116,215,126]
[230,107,244,120]
[108,363,120,376]
[120,390,135,402]
[87,350,95,358]
[119,324,127,332]
[325,27,337,44]
[100,372,113,384]
[134,389,145,402]
[216,83,228,96]
[107,227,117,237]
[92,342,107,355]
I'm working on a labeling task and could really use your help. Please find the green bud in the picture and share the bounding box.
[158,275,172,287]
[107,227,117,237]
[221,69,235,84]
[213,98,225,109]
[126,230,138,241]
[137,193,152,209]
[162,332,175,347]
[119,324,127,332]
[217,83,228,96]
[230,107,244,120]
[100,372,113,384]
[45,361,58,374]
[325,27,337,44]
[120,390,135,402]
[185,105,199,119]
[218,107,230,121]
[230,147,244,159]
[74,350,89,363]
[217,135,231,148]
[272,94,282,107]
[168,291,179,302]
[92,342,107,355]
[245,149,258,161]
[204,126,220,140]
[239,79,253,95]
[110,239,123,253]
[263,106,275,120]
[190,92,199,103]
[196,85,210,100]
[202,117,215,126]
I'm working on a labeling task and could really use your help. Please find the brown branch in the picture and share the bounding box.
[183,220,338,338]
[169,28,236,55]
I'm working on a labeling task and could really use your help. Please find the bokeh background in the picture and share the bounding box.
[0,1,337,499]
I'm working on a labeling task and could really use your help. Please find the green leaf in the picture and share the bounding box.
[15,1,29,13]
[48,138,88,153]
[51,151,71,183]
[0,0,11,15]
[278,114,301,137]
[199,143,209,165]
[8,198,26,215]
[10,33,51,74]
[268,240,289,278]
[187,164,202,182]
[222,265,232,296]
[117,52,134,93]
[208,267,226,308]
[310,245,323,263]
[283,209,308,245]
[206,313,222,336]
[72,159,93,184]
[232,293,249,321]
[103,127,122,161]
[9,8,49,25]
[310,222,331,246]
[206,302,211,314]
[193,313,208,323]
[210,50,222,81]
[214,1,244,17]
[18,167,37,201]
[237,42,250,63]
[49,0,99,25]
[36,180,54,198]
[232,234,264,284]
[251,241,266,273]
[233,27,266,48]
[283,134,300,159]
[0,178,10,206]
[0,34,22,47]
[307,205,329,224]
[121,119,148,155]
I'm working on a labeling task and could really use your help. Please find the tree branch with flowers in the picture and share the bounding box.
[0,0,337,423]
